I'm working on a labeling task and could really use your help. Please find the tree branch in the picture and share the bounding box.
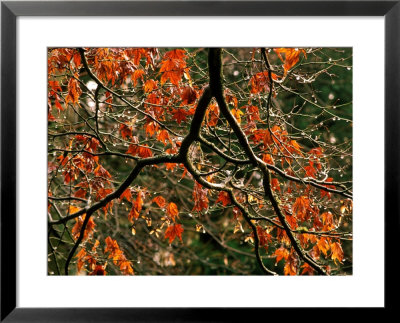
[207,48,327,275]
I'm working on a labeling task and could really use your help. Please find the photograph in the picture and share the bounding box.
[47,47,353,276]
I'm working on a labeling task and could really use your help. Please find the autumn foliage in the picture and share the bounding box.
[48,47,352,276]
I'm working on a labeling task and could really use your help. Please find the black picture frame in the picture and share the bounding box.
[1,0,398,321]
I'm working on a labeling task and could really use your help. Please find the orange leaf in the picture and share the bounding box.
[128,190,144,221]
[166,202,179,222]
[330,241,344,264]
[156,130,171,145]
[206,102,220,127]
[225,90,238,107]
[274,48,306,75]
[152,196,166,208]
[301,263,315,275]
[73,52,81,68]
[321,211,334,230]
[69,205,81,214]
[284,253,297,276]
[160,49,187,86]
[119,188,132,203]
[317,237,330,256]
[251,129,273,147]
[72,214,95,241]
[144,79,158,93]
[287,139,303,156]
[104,236,134,275]
[145,121,158,137]
[231,108,244,123]
[132,69,145,86]
[65,77,82,104]
[262,153,275,165]
[75,248,87,272]
[119,260,134,275]
[128,207,140,222]
[164,223,184,244]
[249,71,270,94]
[274,247,289,265]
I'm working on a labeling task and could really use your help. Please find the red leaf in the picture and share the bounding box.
[120,124,133,139]
[206,102,220,127]
[55,99,64,111]
[74,188,87,199]
[304,161,317,178]
[138,145,153,158]
[94,164,112,179]
[215,191,231,206]
[49,80,62,93]
[256,226,272,250]
[171,108,189,124]
[271,178,281,192]
[301,263,315,275]
[127,137,153,158]
[246,105,261,122]
[89,265,106,276]
[293,196,314,221]
[192,182,209,212]
[73,52,81,68]
[145,122,158,137]
[180,86,198,105]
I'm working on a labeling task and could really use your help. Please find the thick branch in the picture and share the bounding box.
[62,84,214,275]
[207,48,327,275]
